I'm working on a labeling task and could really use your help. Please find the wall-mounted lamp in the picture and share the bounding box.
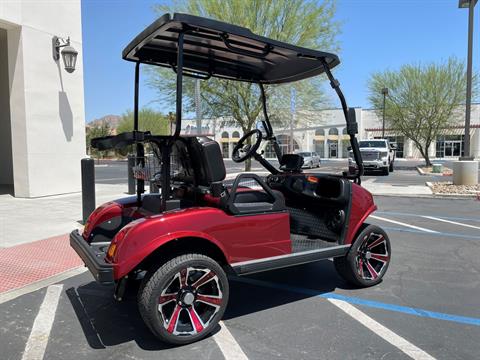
[52,36,78,73]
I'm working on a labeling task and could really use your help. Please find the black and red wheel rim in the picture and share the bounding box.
[158,267,223,336]
[355,232,390,281]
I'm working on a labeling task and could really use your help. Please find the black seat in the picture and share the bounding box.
[280,154,304,172]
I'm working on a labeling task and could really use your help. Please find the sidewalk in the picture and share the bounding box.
[0,184,126,248]
[362,178,432,196]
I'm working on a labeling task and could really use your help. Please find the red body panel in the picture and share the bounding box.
[345,183,377,244]
[109,207,291,279]
[83,202,123,240]
[83,179,376,280]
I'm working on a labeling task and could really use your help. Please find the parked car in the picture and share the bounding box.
[297,151,321,168]
[349,139,396,175]
[71,13,390,346]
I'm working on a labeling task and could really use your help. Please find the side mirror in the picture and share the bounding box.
[256,121,268,137]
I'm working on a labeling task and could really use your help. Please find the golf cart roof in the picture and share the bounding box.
[122,13,340,84]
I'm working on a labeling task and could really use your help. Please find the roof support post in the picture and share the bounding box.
[133,61,144,202]
[174,32,184,138]
[321,60,364,183]
[134,61,140,131]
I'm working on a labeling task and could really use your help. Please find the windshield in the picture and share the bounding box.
[358,140,386,148]
[297,152,312,157]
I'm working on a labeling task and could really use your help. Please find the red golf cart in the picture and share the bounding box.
[71,13,391,345]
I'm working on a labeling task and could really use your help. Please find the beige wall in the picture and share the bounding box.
[0,0,86,197]
[0,28,13,186]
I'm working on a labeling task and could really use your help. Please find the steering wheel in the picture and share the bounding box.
[232,129,263,163]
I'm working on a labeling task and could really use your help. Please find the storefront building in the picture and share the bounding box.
[183,104,480,160]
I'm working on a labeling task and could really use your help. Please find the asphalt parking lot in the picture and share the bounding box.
[2,196,479,360]
[94,159,449,188]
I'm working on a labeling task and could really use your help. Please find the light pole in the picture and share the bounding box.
[194,79,202,134]
[458,0,477,159]
[381,87,388,139]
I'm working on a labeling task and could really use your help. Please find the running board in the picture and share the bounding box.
[231,245,350,275]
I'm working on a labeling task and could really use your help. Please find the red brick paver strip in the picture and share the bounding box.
[0,234,82,294]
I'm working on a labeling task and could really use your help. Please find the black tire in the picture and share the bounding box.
[382,167,389,176]
[389,161,394,172]
[334,224,391,287]
[138,253,229,345]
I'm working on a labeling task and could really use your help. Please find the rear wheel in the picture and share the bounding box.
[138,254,229,345]
[334,224,391,287]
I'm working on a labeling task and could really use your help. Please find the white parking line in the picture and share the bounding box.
[422,216,480,231]
[213,321,249,360]
[328,299,436,360]
[22,284,63,360]
[370,215,438,234]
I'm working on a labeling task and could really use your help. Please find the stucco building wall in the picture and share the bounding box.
[0,0,85,197]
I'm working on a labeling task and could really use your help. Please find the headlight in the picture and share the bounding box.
[380,151,388,158]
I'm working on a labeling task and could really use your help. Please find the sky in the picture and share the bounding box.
[81,0,480,122]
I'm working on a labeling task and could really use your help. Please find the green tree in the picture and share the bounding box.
[368,58,476,166]
[148,0,339,170]
[86,121,111,158]
[117,108,170,135]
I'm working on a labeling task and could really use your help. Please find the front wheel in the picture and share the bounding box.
[138,254,229,345]
[334,224,391,287]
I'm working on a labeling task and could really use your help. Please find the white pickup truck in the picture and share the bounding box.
[348,139,396,176]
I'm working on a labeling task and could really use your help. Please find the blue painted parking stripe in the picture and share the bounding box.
[375,211,480,223]
[231,277,480,327]
[381,226,480,240]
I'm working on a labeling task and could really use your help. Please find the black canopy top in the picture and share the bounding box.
[122,13,340,84]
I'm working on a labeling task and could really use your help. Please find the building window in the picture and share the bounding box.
[264,142,276,159]
[436,135,464,158]
[342,128,349,158]
[232,131,240,138]
[328,128,338,158]
[221,132,230,158]
[386,136,404,158]
[314,128,325,158]
[277,134,300,154]
[221,142,229,158]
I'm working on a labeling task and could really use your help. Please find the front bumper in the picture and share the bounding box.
[70,230,114,284]
[363,161,387,169]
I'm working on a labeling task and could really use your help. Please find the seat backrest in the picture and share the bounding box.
[188,137,226,187]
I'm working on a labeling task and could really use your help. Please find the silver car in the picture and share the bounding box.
[297,151,321,168]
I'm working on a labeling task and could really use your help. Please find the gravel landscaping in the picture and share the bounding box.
[429,181,480,195]
[417,166,453,176]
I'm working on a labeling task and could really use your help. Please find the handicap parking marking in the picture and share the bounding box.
[369,215,439,234]
[328,298,436,360]
[230,277,480,327]
[22,284,63,360]
[421,216,480,231]
[213,321,249,360]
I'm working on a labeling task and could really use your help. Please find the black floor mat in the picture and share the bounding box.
[288,207,340,243]
[290,233,339,253]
